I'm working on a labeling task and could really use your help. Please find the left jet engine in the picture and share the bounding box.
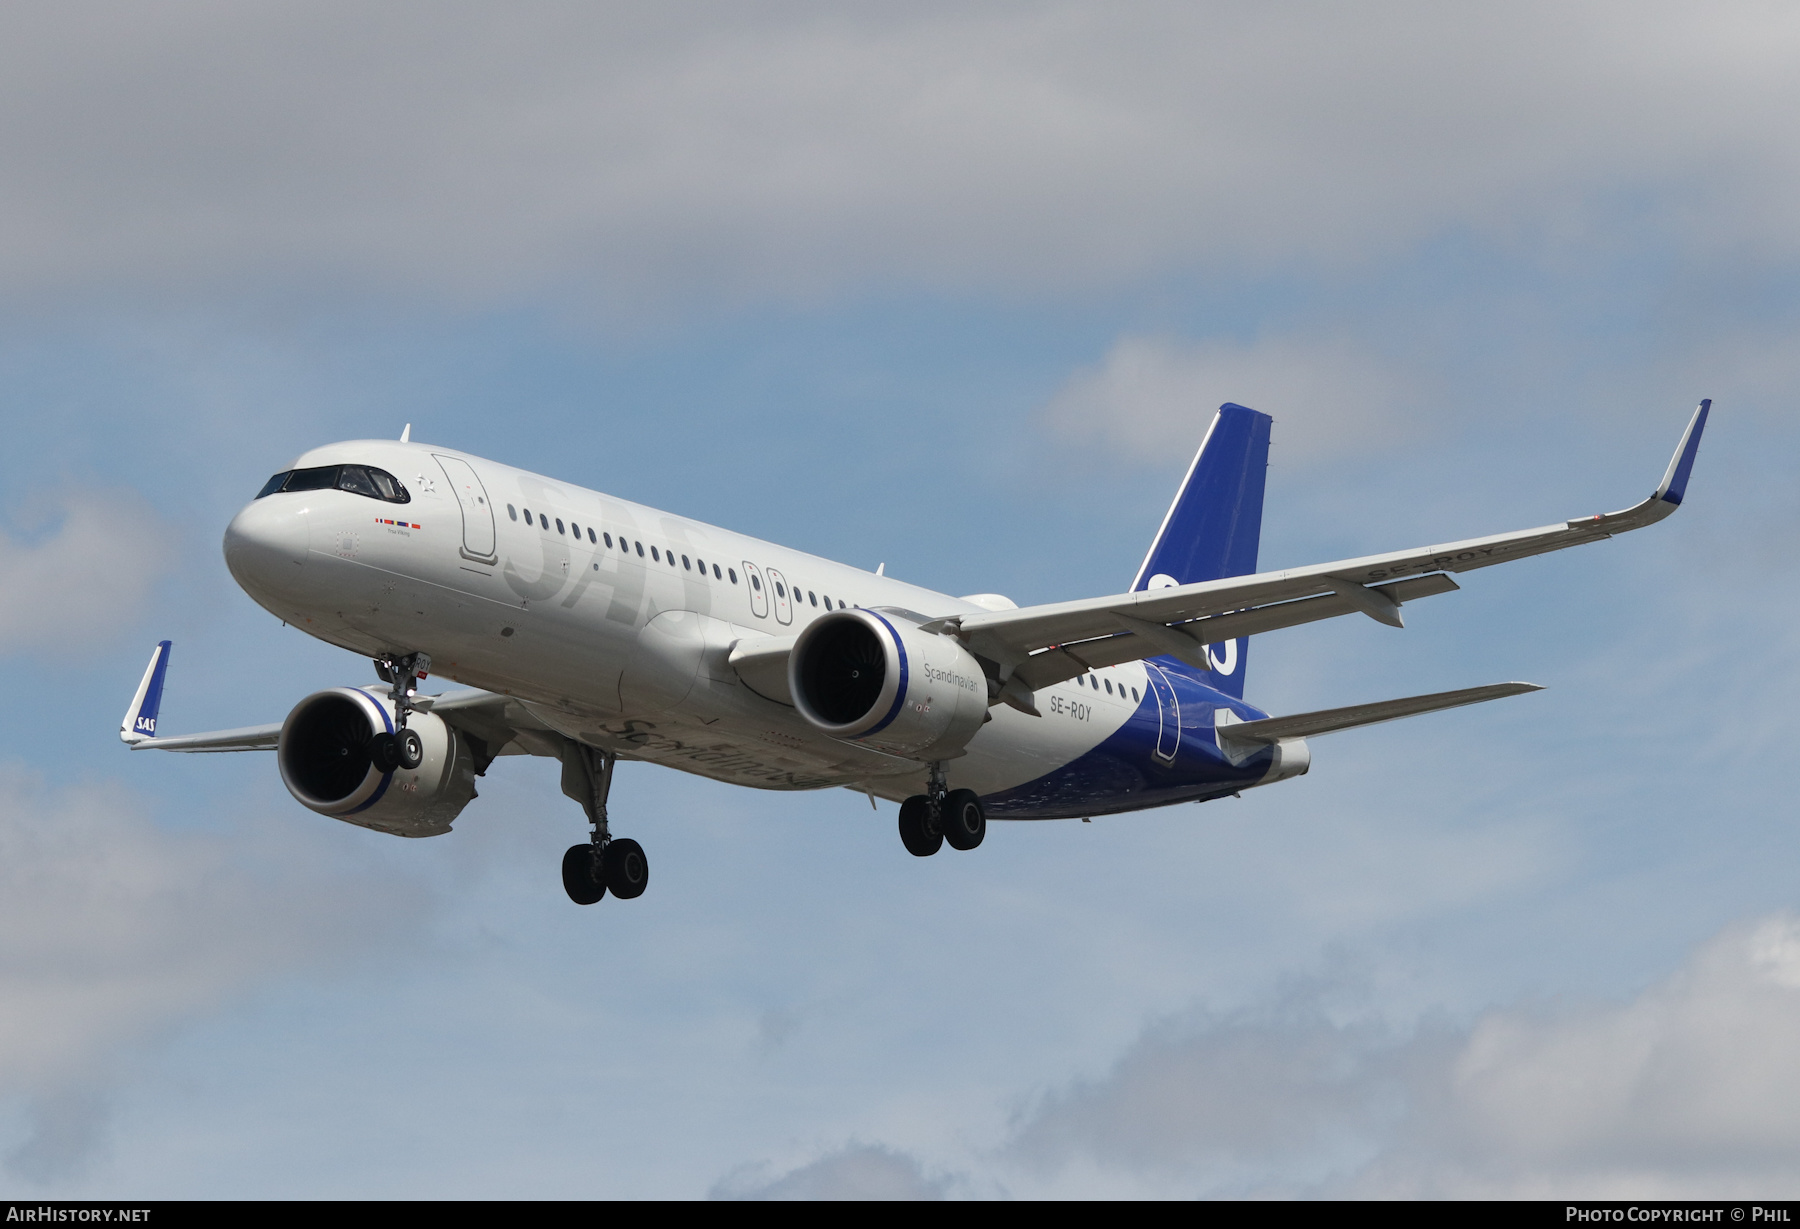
[789,610,990,761]
[276,687,476,837]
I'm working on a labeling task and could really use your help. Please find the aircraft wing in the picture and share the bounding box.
[118,640,543,758]
[930,401,1710,693]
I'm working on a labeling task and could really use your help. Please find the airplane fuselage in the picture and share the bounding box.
[223,439,1294,819]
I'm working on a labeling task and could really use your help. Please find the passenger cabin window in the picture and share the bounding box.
[774,582,785,598]
[588,528,596,543]
[539,514,549,530]
[508,504,518,521]
[728,568,738,584]
[713,564,723,579]
[1104,679,1113,694]
[651,546,659,562]
[682,555,691,570]
[603,532,612,547]
[750,574,760,591]
[635,542,644,557]
[523,507,532,523]
[556,518,565,534]
[808,591,818,606]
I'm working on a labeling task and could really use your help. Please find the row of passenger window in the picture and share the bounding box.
[749,571,848,611]
[504,501,850,611]
[1079,673,1140,703]
[507,502,738,579]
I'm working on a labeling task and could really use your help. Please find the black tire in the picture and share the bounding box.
[562,844,605,905]
[942,789,985,851]
[603,838,649,900]
[898,795,942,857]
[368,732,401,773]
[396,727,424,770]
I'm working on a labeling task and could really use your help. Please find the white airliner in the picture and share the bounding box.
[120,401,1711,905]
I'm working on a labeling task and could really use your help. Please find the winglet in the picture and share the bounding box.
[120,641,172,744]
[1653,399,1710,507]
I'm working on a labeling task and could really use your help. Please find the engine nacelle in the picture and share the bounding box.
[277,687,476,837]
[789,610,989,760]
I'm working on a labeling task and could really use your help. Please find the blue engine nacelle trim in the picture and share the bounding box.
[860,611,911,738]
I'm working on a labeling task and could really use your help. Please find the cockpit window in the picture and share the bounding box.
[255,464,409,503]
[336,466,380,498]
[282,466,342,492]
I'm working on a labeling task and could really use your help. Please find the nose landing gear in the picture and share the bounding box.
[371,651,431,770]
[560,744,650,905]
[897,763,985,857]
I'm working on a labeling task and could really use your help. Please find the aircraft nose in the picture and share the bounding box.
[223,498,309,597]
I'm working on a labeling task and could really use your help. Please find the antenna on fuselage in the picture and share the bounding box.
[876,562,885,576]
[400,424,412,443]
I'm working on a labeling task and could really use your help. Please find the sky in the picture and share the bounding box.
[1,0,1798,1199]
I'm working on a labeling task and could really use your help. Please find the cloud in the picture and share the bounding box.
[711,1143,952,1200]
[0,3,1797,310]
[0,766,429,1181]
[0,491,171,650]
[1040,333,1423,465]
[733,912,1800,1198]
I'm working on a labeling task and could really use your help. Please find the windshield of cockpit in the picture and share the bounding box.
[255,465,410,503]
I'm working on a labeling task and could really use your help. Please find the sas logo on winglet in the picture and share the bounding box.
[134,714,156,735]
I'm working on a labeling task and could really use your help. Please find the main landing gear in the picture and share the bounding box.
[560,744,649,906]
[370,651,430,772]
[897,762,986,857]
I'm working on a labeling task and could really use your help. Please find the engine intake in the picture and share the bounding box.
[277,687,476,837]
[789,610,988,760]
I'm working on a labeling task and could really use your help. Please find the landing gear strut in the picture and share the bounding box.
[371,651,430,771]
[897,762,985,857]
[561,744,649,905]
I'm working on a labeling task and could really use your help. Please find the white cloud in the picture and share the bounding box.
[0,3,1796,309]
[0,766,428,1180]
[1040,333,1423,465]
[711,1143,951,1200]
[735,912,1800,1198]
[0,492,171,650]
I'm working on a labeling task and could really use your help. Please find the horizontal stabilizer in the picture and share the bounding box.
[1218,682,1543,746]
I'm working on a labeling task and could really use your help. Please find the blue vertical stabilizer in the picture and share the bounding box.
[1130,403,1272,699]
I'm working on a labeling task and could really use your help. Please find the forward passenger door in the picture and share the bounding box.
[433,455,497,563]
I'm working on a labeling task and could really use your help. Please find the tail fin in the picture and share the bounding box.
[120,641,172,744]
[1131,403,1272,699]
